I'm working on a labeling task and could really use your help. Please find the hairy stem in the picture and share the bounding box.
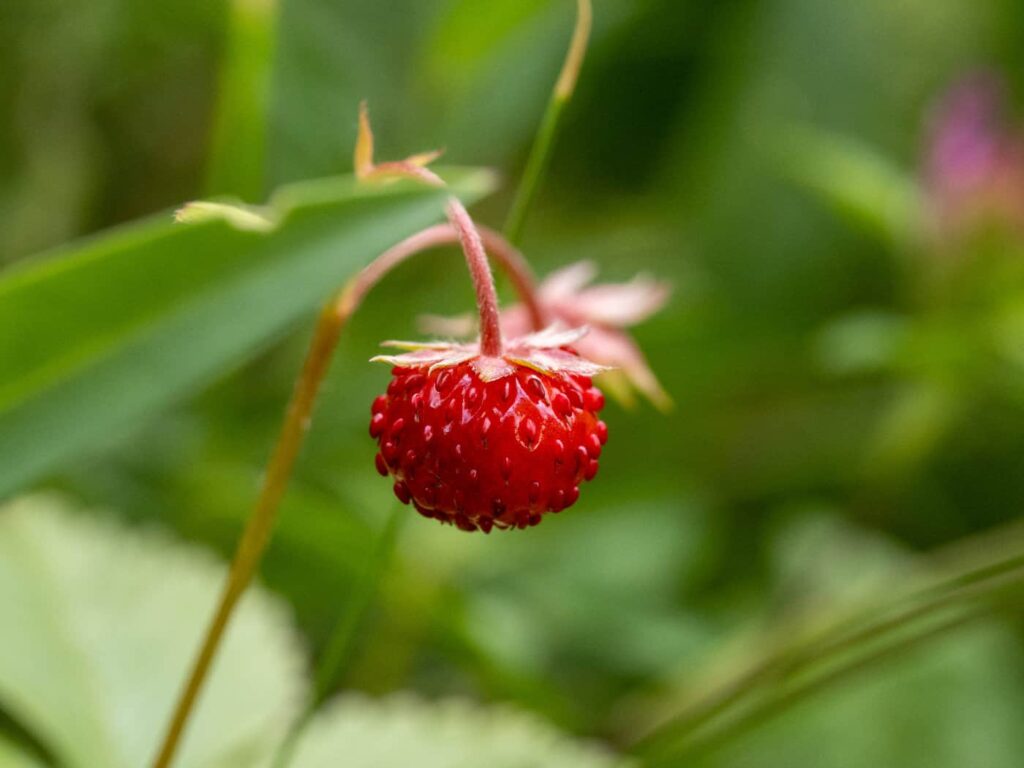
[446,198,504,356]
[504,0,592,244]
[345,223,546,331]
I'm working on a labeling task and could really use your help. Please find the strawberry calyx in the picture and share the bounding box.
[370,325,612,382]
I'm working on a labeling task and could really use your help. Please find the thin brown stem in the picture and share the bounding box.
[151,297,349,768]
[445,197,504,356]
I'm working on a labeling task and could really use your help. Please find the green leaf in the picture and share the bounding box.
[0,494,307,768]
[773,126,922,248]
[205,0,279,201]
[285,693,633,768]
[0,169,495,499]
[0,733,46,768]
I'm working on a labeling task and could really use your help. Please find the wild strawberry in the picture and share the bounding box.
[369,327,609,532]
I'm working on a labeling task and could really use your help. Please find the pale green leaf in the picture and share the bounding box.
[286,693,633,768]
[0,733,46,768]
[0,494,307,768]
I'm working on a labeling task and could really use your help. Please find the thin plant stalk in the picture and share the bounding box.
[151,295,351,768]
[270,506,405,768]
[642,608,988,767]
[632,529,1024,764]
[151,204,536,768]
[503,0,592,244]
[205,0,279,200]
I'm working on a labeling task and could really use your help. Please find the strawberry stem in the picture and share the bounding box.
[446,197,504,356]
[344,223,546,331]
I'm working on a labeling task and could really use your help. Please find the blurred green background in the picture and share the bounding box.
[4,0,1024,766]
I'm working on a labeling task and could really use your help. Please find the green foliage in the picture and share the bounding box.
[284,694,632,768]
[0,733,45,768]
[0,494,305,768]
[0,495,629,768]
[0,169,493,499]
[5,0,1024,765]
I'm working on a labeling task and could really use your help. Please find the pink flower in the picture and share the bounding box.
[424,261,671,410]
[926,73,1024,235]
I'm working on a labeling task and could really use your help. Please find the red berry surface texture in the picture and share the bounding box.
[369,329,609,532]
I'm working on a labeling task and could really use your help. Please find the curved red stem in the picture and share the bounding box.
[444,198,504,356]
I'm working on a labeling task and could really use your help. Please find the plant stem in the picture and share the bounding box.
[152,211,532,766]
[503,0,592,245]
[632,531,1024,764]
[205,0,278,200]
[346,223,546,331]
[446,198,504,356]
[644,608,988,767]
[151,296,350,768]
[270,506,404,768]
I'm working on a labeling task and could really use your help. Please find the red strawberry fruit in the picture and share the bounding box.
[369,327,608,532]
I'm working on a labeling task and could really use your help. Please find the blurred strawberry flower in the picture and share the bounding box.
[424,260,672,410]
[925,72,1024,236]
